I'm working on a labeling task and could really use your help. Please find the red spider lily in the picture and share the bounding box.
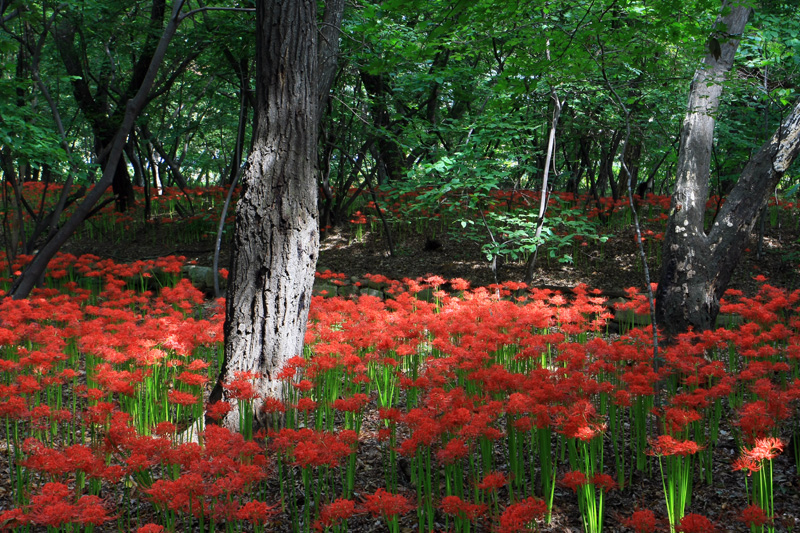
[224,372,260,401]
[160,442,201,469]
[459,408,503,442]
[477,471,507,491]
[21,438,72,477]
[378,407,403,423]
[647,435,703,457]
[449,278,471,291]
[570,421,607,442]
[93,363,142,397]
[268,428,354,468]
[137,523,166,532]
[314,498,358,531]
[294,379,315,392]
[24,482,112,527]
[235,500,278,526]
[737,401,778,443]
[436,437,469,464]
[6,247,800,533]
[440,406,473,431]
[591,473,618,492]
[738,504,771,528]
[168,389,199,406]
[176,371,209,387]
[505,392,533,416]
[187,359,211,372]
[76,495,113,525]
[496,496,547,533]
[662,407,702,434]
[296,397,318,412]
[735,436,783,528]
[560,400,606,441]
[28,404,72,428]
[153,421,176,437]
[732,454,761,475]
[145,476,200,514]
[440,495,487,521]
[207,400,233,421]
[676,513,716,532]
[397,410,442,455]
[561,470,589,492]
[0,508,27,529]
[362,488,414,519]
[0,394,29,419]
[333,393,369,412]
[744,437,785,462]
[621,509,659,532]
[261,396,286,414]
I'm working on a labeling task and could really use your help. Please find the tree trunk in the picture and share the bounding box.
[656,2,800,338]
[213,0,341,430]
[360,71,407,183]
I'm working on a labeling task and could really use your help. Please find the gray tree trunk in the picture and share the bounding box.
[214,0,343,430]
[656,2,800,338]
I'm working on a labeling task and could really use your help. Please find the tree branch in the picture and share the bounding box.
[8,0,190,299]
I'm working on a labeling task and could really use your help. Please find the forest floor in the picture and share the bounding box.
[64,212,800,297]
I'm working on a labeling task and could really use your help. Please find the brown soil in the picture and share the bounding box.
[63,215,800,297]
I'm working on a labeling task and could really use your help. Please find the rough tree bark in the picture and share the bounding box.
[655,2,800,338]
[213,0,345,430]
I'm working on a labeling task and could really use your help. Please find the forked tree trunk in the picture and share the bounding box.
[656,2,800,338]
[213,0,326,430]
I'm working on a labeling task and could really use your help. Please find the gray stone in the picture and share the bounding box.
[337,284,360,298]
[367,279,388,291]
[414,288,435,303]
[313,281,338,298]
[181,265,226,293]
[361,288,384,299]
[614,308,651,326]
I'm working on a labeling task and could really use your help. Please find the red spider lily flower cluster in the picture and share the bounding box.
[561,470,589,492]
[440,495,488,521]
[0,482,112,528]
[314,498,359,531]
[676,513,717,532]
[268,427,356,468]
[742,437,784,462]
[621,509,659,532]
[497,497,548,533]
[3,247,800,532]
[647,435,704,457]
[738,504,771,528]
[362,488,415,519]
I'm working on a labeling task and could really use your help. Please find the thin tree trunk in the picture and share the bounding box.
[7,0,188,299]
[525,90,562,284]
